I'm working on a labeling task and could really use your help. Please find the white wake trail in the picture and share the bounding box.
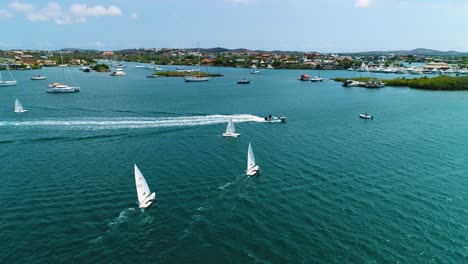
[0,114,265,130]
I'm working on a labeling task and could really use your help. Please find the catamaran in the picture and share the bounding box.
[14,98,27,113]
[134,164,156,209]
[246,143,260,176]
[222,119,240,137]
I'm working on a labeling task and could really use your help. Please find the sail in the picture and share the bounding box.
[134,164,151,204]
[14,99,24,112]
[247,143,256,170]
[226,119,235,134]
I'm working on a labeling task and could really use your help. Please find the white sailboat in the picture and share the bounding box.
[184,43,210,82]
[222,119,240,137]
[14,98,27,113]
[46,53,80,93]
[246,143,260,176]
[0,67,17,86]
[134,164,156,209]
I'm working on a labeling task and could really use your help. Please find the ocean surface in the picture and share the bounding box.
[0,65,467,263]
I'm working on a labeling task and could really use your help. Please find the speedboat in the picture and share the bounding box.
[264,115,286,122]
[250,69,260,74]
[237,78,250,84]
[359,113,373,119]
[342,80,361,87]
[31,75,47,80]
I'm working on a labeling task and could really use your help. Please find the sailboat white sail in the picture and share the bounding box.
[134,164,156,209]
[0,67,17,86]
[222,119,240,137]
[14,98,27,113]
[246,142,260,176]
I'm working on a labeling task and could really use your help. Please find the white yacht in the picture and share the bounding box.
[110,68,127,76]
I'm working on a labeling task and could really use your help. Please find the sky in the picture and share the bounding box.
[1,0,468,52]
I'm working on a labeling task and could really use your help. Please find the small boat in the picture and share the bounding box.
[299,74,310,81]
[146,74,157,78]
[31,74,47,80]
[0,68,17,86]
[342,80,361,87]
[110,68,126,76]
[237,78,250,84]
[14,98,27,113]
[246,143,260,176]
[46,83,80,93]
[154,66,164,71]
[364,80,385,88]
[359,113,373,119]
[134,65,145,69]
[222,119,240,137]
[310,76,324,82]
[134,164,156,209]
[250,69,260,74]
[184,76,210,82]
[264,114,286,122]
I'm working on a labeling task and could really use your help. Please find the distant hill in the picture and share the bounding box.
[342,48,468,57]
[57,48,99,52]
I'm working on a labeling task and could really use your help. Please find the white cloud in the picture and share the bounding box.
[355,0,372,8]
[9,0,34,13]
[70,4,122,17]
[10,1,123,25]
[130,12,138,20]
[0,10,13,18]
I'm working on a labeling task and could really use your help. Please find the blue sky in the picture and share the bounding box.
[1,0,468,52]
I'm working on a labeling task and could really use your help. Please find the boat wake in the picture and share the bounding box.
[0,114,265,130]
[108,208,136,228]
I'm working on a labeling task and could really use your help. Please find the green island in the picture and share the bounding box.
[153,71,223,77]
[92,63,110,72]
[333,76,468,90]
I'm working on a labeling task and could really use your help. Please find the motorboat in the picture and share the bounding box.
[299,74,310,81]
[46,83,80,93]
[110,68,126,76]
[31,74,47,80]
[184,76,210,82]
[264,115,286,122]
[250,69,260,74]
[359,113,373,119]
[342,80,361,87]
[237,78,250,84]
[310,76,324,82]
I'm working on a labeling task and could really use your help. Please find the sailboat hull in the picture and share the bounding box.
[184,77,210,82]
[0,81,17,86]
[139,192,156,209]
[246,165,260,176]
[14,110,27,113]
[223,132,240,137]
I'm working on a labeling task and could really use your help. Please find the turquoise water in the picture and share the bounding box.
[0,66,467,263]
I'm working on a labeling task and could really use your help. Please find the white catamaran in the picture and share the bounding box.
[246,143,260,176]
[14,98,27,113]
[222,119,240,137]
[134,164,156,209]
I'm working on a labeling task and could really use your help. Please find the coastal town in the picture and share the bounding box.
[1,48,468,76]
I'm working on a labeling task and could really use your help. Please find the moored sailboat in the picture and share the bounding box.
[0,68,17,86]
[134,164,156,209]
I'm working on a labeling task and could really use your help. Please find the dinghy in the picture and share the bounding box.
[359,113,373,119]
[222,119,240,137]
[246,143,260,176]
[134,164,156,209]
[14,98,27,113]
